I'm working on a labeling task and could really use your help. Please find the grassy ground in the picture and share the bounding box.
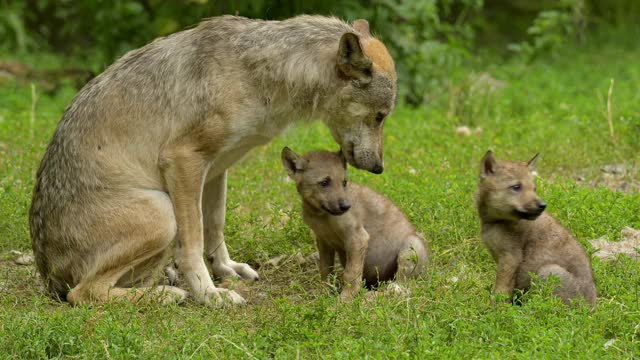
[1,37,639,358]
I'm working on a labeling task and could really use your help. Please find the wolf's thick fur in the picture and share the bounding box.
[29,15,397,306]
[476,151,596,306]
[282,148,428,300]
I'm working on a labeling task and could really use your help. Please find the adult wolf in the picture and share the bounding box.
[29,15,397,306]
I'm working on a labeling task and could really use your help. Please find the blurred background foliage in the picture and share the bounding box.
[1,0,638,106]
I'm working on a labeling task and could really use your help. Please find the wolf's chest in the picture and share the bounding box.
[481,225,527,257]
[304,215,349,251]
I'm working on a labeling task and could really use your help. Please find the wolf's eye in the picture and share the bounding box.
[375,112,386,124]
[319,178,331,187]
[510,184,522,191]
[342,180,348,188]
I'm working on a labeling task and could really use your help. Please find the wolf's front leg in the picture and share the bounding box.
[203,171,259,281]
[492,251,522,304]
[161,151,244,306]
[340,226,369,301]
[316,238,336,282]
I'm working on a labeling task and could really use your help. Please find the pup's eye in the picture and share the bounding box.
[319,178,331,187]
[510,184,522,191]
[342,180,348,188]
[375,112,386,124]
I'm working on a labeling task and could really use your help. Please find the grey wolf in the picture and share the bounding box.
[476,151,596,306]
[29,15,397,306]
[281,147,427,300]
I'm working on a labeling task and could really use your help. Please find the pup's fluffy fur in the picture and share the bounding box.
[476,151,596,306]
[282,147,428,299]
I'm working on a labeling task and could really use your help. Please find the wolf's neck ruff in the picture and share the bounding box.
[219,15,355,121]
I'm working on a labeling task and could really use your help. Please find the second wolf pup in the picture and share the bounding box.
[282,147,428,299]
[476,151,596,306]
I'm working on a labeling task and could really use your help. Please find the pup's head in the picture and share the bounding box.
[281,147,352,216]
[324,19,397,175]
[476,151,547,222]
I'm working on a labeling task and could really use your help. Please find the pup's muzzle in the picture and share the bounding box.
[515,200,547,220]
[322,199,351,216]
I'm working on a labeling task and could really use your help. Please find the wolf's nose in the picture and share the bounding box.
[537,201,547,210]
[371,163,384,174]
[339,200,351,212]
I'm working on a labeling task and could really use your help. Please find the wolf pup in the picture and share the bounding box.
[476,151,596,306]
[29,16,397,306]
[282,147,428,300]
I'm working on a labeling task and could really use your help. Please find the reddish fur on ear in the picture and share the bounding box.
[361,37,396,80]
[353,19,371,37]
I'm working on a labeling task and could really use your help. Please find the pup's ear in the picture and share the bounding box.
[337,32,372,86]
[480,150,496,178]
[281,147,307,176]
[352,19,371,37]
[527,153,540,172]
[337,149,347,170]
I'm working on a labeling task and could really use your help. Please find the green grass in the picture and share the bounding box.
[1,37,640,358]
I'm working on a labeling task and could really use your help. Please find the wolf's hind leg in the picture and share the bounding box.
[66,190,187,305]
[203,171,259,281]
[537,264,582,305]
[396,235,428,282]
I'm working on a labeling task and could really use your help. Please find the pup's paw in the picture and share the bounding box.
[212,261,260,281]
[364,291,380,301]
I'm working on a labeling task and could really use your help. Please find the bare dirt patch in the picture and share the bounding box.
[574,162,640,193]
[1,250,43,297]
[590,227,640,261]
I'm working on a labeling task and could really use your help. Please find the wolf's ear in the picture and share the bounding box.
[281,147,307,176]
[337,32,372,86]
[337,149,347,170]
[527,153,540,171]
[480,150,496,178]
[352,19,371,37]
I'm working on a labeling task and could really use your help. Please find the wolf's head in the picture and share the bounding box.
[476,151,547,222]
[281,147,352,216]
[323,19,397,175]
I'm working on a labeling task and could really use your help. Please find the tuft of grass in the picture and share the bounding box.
[1,35,639,358]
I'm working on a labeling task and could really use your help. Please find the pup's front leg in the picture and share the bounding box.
[340,226,369,301]
[203,171,259,281]
[316,238,336,282]
[492,251,522,304]
[162,150,245,306]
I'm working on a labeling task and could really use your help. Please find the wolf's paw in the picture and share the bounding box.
[339,287,359,303]
[196,287,246,307]
[212,261,260,281]
[155,286,189,305]
[490,292,513,306]
[164,266,180,285]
